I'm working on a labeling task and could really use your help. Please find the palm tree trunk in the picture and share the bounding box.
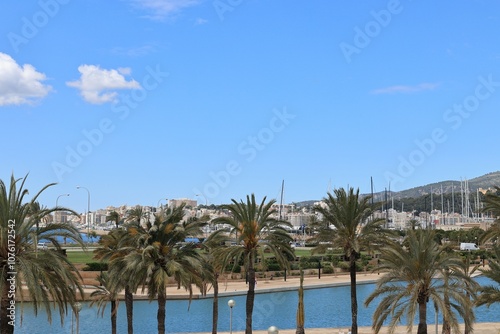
[1,279,15,334]
[349,253,358,334]
[157,289,167,334]
[111,300,117,334]
[246,255,256,334]
[125,285,133,334]
[212,273,219,334]
[418,301,427,334]
[296,269,305,334]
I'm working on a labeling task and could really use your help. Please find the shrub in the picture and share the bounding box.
[83,262,108,271]
[322,265,334,274]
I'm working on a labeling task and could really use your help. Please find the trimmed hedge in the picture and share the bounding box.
[82,262,108,271]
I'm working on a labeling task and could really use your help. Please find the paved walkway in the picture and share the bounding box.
[206,322,500,334]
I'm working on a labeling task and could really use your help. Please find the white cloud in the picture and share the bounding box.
[130,0,201,20]
[195,18,208,25]
[67,65,141,104]
[371,83,440,95]
[0,52,52,106]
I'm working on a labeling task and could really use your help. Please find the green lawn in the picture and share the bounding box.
[66,251,95,264]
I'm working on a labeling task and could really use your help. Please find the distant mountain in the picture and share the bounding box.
[373,171,500,200]
[294,171,500,207]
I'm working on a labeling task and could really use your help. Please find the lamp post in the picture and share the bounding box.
[268,326,279,334]
[72,302,82,334]
[196,193,208,206]
[76,186,90,235]
[157,198,168,210]
[228,299,235,334]
[56,193,70,207]
[55,193,70,225]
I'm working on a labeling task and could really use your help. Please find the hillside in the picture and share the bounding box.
[381,171,500,200]
[294,171,500,208]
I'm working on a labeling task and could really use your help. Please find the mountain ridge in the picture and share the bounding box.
[294,171,500,206]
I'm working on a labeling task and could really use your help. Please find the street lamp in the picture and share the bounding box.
[76,186,90,235]
[56,193,70,207]
[157,198,168,210]
[55,193,70,225]
[268,326,279,334]
[196,193,208,206]
[72,302,82,334]
[228,299,235,334]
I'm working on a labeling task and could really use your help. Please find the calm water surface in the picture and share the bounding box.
[13,276,498,334]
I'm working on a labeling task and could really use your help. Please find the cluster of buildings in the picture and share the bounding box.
[53,197,496,235]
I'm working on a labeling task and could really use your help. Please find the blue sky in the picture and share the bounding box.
[1,0,500,213]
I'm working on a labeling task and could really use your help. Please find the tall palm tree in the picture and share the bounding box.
[481,186,500,244]
[209,194,294,334]
[90,272,119,334]
[94,227,139,334]
[201,235,224,334]
[314,187,387,334]
[296,268,305,334]
[123,204,206,334]
[365,229,475,334]
[0,175,84,334]
[106,211,122,230]
[476,246,500,307]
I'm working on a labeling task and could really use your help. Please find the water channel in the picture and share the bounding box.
[12,276,499,334]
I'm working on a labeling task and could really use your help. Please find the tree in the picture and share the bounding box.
[365,230,475,334]
[476,246,500,307]
[90,272,119,334]
[200,236,223,334]
[296,268,305,334]
[106,211,122,230]
[481,186,500,244]
[314,187,387,334]
[94,228,139,334]
[126,206,147,226]
[123,204,206,334]
[88,230,98,244]
[0,175,84,334]
[209,194,294,334]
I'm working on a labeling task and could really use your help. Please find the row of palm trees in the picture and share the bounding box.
[1,175,500,334]
[91,194,294,334]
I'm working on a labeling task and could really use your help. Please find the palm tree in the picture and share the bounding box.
[481,186,500,244]
[476,246,500,307]
[126,206,147,226]
[90,272,119,334]
[365,229,475,334]
[106,211,122,229]
[123,204,206,334]
[94,228,139,334]
[314,187,387,334]
[209,194,294,334]
[296,268,305,334]
[0,175,85,334]
[200,236,222,334]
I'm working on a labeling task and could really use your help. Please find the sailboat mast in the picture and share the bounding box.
[279,180,284,220]
[371,177,374,206]
[441,185,444,226]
